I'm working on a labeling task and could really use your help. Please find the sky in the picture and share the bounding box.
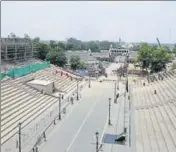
[1,1,176,43]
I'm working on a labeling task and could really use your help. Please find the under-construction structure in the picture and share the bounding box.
[1,37,37,62]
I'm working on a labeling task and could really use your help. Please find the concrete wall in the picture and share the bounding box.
[27,82,54,94]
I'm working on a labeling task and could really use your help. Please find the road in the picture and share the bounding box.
[39,81,115,152]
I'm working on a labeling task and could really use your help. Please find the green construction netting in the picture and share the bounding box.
[0,73,5,80]
[7,61,50,78]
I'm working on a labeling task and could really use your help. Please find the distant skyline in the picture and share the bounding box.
[1,1,176,43]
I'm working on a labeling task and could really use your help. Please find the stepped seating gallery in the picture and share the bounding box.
[1,61,82,146]
[131,70,176,152]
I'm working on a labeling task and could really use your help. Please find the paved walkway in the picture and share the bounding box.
[39,81,114,152]
[100,82,131,152]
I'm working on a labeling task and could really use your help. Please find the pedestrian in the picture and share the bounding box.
[116,93,119,99]
[71,96,74,104]
[154,90,157,94]
[43,132,46,142]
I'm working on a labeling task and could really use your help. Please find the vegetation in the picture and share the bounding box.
[46,50,67,67]
[136,43,173,73]
[173,44,176,56]
[63,38,121,52]
[69,55,88,70]
[79,61,88,69]
[36,43,51,60]
[6,33,175,71]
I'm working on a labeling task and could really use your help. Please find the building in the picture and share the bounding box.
[1,37,37,62]
[109,44,129,57]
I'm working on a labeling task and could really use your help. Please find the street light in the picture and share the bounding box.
[77,79,79,100]
[108,98,112,125]
[18,123,22,152]
[126,75,128,93]
[89,75,91,88]
[114,82,117,103]
[95,131,99,152]
[58,93,61,120]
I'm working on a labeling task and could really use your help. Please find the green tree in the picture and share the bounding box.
[33,37,40,44]
[49,40,57,48]
[36,43,51,60]
[136,43,173,73]
[46,51,67,67]
[66,38,83,50]
[79,61,88,69]
[58,42,66,50]
[162,45,171,53]
[150,48,173,73]
[136,43,153,70]
[173,44,176,55]
[70,55,81,70]
[85,41,100,52]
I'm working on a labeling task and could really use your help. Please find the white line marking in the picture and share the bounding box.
[66,97,99,152]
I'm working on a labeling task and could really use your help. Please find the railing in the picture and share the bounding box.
[27,80,88,152]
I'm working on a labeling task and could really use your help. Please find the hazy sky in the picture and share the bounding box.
[1,1,176,43]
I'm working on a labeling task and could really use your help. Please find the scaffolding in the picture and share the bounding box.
[1,37,38,62]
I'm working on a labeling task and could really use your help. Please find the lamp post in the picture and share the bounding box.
[108,98,111,125]
[89,75,91,88]
[95,131,99,152]
[77,79,79,100]
[126,76,128,92]
[58,93,61,120]
[114,82,117,103]
[18,123,22,152]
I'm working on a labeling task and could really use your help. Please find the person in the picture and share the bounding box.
[43,132,46,141]
[116,93,119,98]
[71,96,74,104]
[154,90,157,94]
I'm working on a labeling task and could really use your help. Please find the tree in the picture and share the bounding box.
[33,37,40,44]
[136,43,173,73]
[162,45,171,53]
[36,43,51,60]
[66,38,83,50]
[49,40,57,48]
[150,48,173,73]
[24,33,30,39]
[58,42,66,50]
[99,41,111,50]
[173,44,176,55]
[136,43,153,70]
[46,51,67,67]
[9,32,16,38]
[85,41,100,52]
[70,55,81,70]
[79,61,88,69]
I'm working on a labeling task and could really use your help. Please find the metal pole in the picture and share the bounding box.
[77,80,79,100]
[114,82,116,103]
[18,123,22,152]
[89,75,91,88]
[108,98,111,125]
[95,132,99,152]
[126,74,128,92]
[59,94,61,120]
